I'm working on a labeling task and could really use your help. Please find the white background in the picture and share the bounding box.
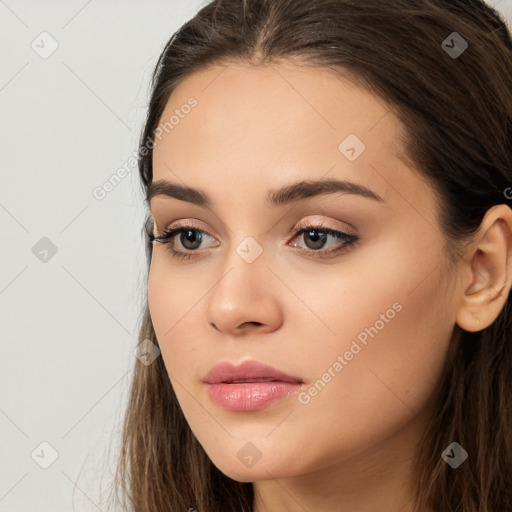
[1,0,511,510]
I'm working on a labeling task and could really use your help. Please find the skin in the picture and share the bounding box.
[147,61,512,512]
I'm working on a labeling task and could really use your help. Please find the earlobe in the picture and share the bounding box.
[455,205,512,333]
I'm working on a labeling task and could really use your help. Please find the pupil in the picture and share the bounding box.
[306,229,327,250]
[181,230,201,249]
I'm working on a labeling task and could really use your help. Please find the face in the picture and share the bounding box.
[147,61,458,484]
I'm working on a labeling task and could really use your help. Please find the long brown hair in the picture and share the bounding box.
[110,1,512,510]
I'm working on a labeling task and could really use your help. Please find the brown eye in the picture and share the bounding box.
[302,229,328,250]
[178,229,204,250]
[291,224,359,258]
[150,224,218,260]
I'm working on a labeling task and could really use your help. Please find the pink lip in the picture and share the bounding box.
[203,360,304,412]
[203,360,303,385]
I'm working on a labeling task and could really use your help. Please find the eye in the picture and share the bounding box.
[146,220,359,261]
[147,222,218,261]
[289,221,359,258]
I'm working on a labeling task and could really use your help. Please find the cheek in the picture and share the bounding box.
[278,232,451,368]
[339,238,453,391]
[147,259,195,364]
[147,260,172,337]
[292,238,454,453]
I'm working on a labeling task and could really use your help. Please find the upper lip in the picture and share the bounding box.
[203,360,303,384]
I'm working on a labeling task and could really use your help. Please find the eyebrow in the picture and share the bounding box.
[146,177,384,209]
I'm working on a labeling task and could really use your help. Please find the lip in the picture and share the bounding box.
[203,360,304,412]
[203,360,303,385]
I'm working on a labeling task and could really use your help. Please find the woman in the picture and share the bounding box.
[112,0,512,510]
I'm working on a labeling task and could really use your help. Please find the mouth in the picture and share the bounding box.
[202,360,304,412]
[203,360,304,385]
[206,380,303,412]
[221,378,288,383]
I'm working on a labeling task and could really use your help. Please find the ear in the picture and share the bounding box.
[456,204,512,332]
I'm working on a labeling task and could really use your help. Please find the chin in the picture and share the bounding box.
[206,449,299,483]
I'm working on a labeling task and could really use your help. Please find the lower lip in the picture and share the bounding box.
[206,381,302,411]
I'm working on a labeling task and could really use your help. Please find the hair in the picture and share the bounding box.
[110,1,512,511]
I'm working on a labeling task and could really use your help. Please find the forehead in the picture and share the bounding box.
[151,62,433,218]
[154,61,401,158]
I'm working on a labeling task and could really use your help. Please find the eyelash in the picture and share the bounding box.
[147,221,359,261]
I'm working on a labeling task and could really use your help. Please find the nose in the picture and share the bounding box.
[205,249,284,336]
